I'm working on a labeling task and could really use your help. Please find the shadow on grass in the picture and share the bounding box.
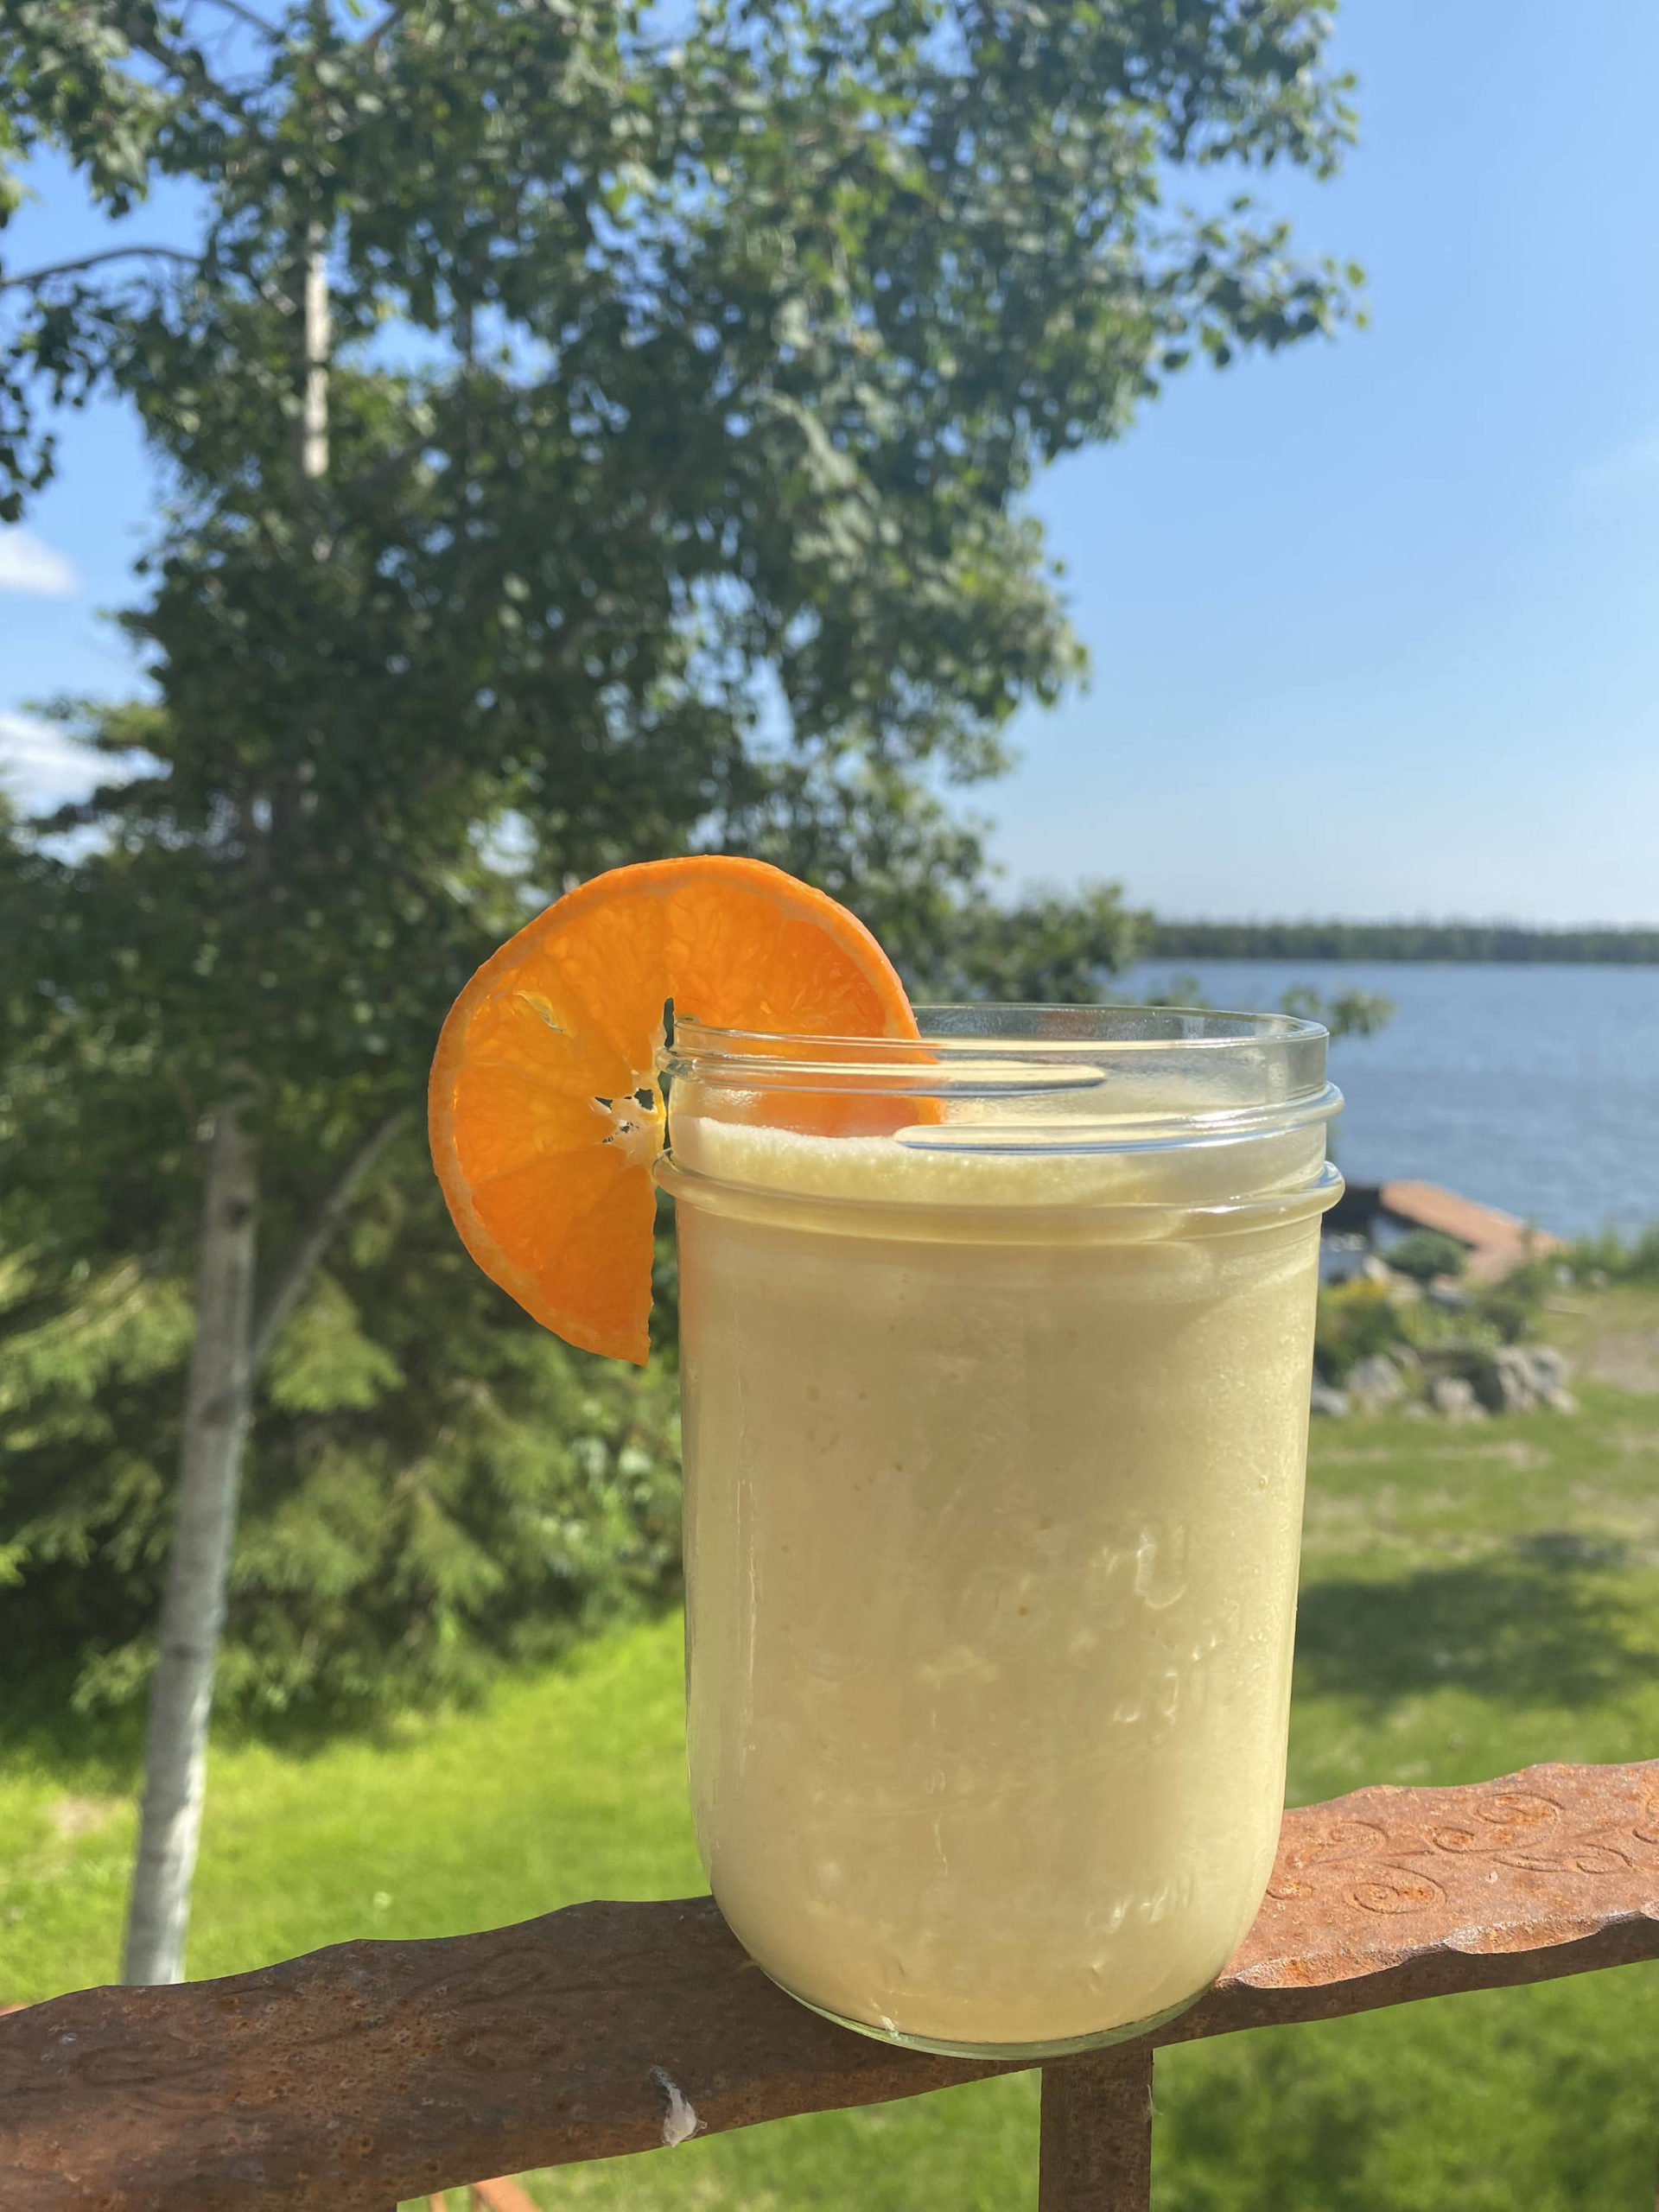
[0,1627,472,1780]
[1294,1541,1659,1711]
[0,1592,685,1779]
[1159,2034,1385,2212]
[1155,2000,1659,2212]
[0,1650,472,1780]
[0,1656,146,1788]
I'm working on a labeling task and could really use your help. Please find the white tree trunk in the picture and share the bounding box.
[301,228,329,482]
[123,219,340,1986]
[122,1097,259,1986]
[120,1105,408,1983]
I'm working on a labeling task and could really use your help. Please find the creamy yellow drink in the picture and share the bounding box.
[662,1010,1338,2056]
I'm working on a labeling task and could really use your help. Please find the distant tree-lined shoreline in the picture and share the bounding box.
[1144,922,1659,963]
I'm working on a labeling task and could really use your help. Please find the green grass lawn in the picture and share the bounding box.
[5,1290,1659,2208]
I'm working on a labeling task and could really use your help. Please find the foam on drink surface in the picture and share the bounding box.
[673,1110,1324,2052]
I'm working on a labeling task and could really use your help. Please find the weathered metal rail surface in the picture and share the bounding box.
[4,1760,1658,2210]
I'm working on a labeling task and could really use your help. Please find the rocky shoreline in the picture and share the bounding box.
[1312,1340,1575,1423]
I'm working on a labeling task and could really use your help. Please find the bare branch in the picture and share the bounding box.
[250,1109,411,1372]
[0,245,201,292]
[122,25,222,92]
[189,0,282,34]
[362,4,404,52]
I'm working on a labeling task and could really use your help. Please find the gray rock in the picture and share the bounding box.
[1484,1344,1577,1415]
[1430,1374,1485,1423]
[1310,1377,1351,1418]
[1526,1344,1572,1395]
[1492,1345,1539,1414]
[1348,1353,1407,1412]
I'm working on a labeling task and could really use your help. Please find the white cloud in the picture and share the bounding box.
[0,711,118,810]
[0,526,79,596]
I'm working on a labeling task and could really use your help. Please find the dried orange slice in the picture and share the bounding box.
[429,856,919,1363]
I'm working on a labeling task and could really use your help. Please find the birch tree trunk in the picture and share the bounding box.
[301,226,329,483]
[124,226,339,1986]
[119,1102,410,1984]
[122,1096,260,1985]
[289,221,329,490]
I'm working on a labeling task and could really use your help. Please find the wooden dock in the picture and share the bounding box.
[1325,1179,1563,1282]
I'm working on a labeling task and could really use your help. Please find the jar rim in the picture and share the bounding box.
[673,1002,1329,1058]
[667,1003,1336,1118]
[665,1001,1341,1168]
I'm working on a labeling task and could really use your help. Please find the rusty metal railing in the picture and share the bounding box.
[4,1760,1658,2209]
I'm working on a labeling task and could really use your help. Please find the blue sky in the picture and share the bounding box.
[3,0,1656,922]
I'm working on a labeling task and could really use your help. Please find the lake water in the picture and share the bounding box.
[1119,962,1659,1239]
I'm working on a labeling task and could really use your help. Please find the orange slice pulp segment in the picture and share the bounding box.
[429,855,921,1363]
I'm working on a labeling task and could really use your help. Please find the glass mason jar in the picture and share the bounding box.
[658,1006,1342,2061]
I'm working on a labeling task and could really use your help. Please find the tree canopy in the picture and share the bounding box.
[0,0,1361,1732]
